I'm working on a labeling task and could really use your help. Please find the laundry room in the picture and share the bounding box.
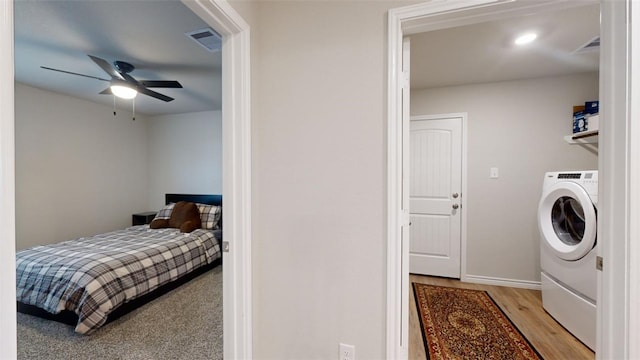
[408,4,599,297]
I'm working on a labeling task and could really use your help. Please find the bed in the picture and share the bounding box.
[16,193,222,335]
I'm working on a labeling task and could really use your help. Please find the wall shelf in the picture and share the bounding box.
[564,130,599,144]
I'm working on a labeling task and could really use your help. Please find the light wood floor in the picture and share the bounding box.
[409,274,595,360]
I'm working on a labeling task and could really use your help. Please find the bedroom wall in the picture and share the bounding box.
[146,110,222,212]
[411,72,599,283]
[230,0,418,358]
[15,83,150,250]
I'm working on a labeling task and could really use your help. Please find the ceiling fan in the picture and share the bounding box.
[41,54,182,102]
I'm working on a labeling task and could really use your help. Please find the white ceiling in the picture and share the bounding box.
[14,1,599,115]
[410,3,600,90]
[14,0,221,116]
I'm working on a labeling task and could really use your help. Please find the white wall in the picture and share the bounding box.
[16,85,224,249]
[411,73,599,282]
[230,0,417,358]
[15,83,150,250]
[147,110,222,211]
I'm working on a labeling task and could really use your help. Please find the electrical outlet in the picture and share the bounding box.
[490,167,499,179]
[339,343,355,360]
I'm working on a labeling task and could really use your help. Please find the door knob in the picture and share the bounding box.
[452,193,459,198]
[452,204,459,209]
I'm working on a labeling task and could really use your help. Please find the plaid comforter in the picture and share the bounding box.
[16,225,221,335]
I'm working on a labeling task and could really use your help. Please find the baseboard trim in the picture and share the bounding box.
[462,274,541,290]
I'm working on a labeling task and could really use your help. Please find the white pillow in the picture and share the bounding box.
[197,203,222,230]
[154,202,176,220]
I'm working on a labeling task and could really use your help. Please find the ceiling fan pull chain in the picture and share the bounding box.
[132,98,136,121]
[113,95,117,116]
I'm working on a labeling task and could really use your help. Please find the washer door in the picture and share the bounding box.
[538,181,597,261]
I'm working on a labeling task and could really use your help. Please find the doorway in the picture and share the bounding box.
[406,2,600,354]
[0,0,251,358]
[385,1,635,359]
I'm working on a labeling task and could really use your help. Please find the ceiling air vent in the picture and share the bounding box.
[575,36,600,53]
[186,28,221,53]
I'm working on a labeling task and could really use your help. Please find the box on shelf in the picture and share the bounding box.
[584,101,599,114]
[573,110,587,133]
[586,113,599,131]
[572,101,599,133]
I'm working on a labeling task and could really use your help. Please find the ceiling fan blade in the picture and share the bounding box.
[88,54,125,80]
[120,72,139,85]
[137,87,174,102]
[139,80,183,88]
[40,66,110,82]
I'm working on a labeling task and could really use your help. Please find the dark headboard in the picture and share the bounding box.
[165,193,222,206]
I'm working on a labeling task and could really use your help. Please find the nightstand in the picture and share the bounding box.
[132,211,158,226]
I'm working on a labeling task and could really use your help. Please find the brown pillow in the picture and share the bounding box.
[149,218,170,229]
[169,201,202,232]
[180,220,200,233]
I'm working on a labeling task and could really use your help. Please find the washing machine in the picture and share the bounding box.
[538,170,597,350]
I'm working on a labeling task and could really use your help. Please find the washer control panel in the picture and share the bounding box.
[544,170,598,204]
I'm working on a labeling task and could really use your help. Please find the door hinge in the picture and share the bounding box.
[222,241,230,253]
[402,71,410,88]
[596,256,603,271]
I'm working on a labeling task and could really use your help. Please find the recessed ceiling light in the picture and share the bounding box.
[514,32,538,46]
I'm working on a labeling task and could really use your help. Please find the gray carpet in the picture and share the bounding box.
[17,266,223,360]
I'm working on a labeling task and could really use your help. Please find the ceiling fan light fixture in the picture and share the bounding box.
[111,84,137,99]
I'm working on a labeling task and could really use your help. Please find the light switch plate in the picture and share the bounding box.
[339,343,355,360]
[490,167,499,179]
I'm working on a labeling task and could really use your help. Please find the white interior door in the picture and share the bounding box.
[409,114,462,278]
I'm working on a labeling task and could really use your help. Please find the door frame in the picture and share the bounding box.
[387,1,638,359]
[0,1,253,358]
[409,113,468,280]
[0,0,17,356]
[183,2,253,359]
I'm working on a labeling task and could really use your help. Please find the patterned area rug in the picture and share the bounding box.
[413,283,543,360]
